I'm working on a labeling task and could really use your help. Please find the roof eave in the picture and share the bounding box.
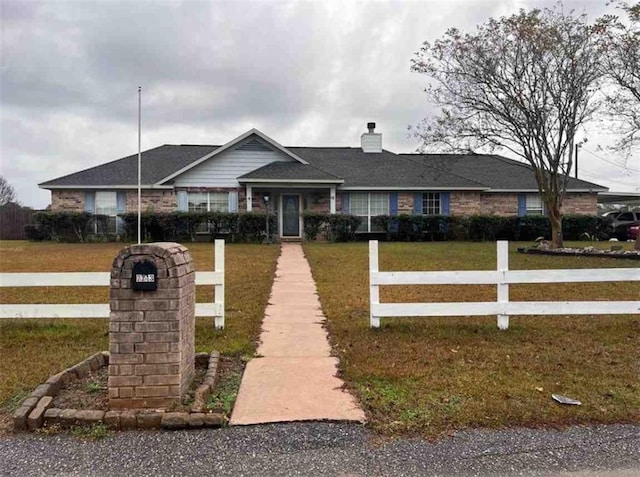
[238,178,344,184]
[339,186,488,191]
[486,188,608,193]
[39,184,173,190]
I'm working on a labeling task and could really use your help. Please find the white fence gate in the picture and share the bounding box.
[0,239,226,329]
[369,240,640,329]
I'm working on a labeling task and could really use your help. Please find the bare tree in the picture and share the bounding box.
[411,6,604,248]
[597,1,640,154]
[0,176,17,206]
[597,2,640,250]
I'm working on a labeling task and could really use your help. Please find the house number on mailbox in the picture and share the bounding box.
[132,260,158,291]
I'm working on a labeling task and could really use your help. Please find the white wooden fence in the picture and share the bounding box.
[0,239,226,329]
[369,240,640,329]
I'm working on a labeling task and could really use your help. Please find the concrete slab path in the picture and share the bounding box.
[230,243,365,425]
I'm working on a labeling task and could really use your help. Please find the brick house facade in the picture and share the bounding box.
[41,126,606,238]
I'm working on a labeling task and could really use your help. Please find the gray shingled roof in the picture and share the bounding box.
[288,148,486,189]
[39,145,219,187]
[39,139,607,192]
[238,161,343,182]
[402,154,607,191]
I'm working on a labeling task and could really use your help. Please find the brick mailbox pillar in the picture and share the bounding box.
[109,243,195,409]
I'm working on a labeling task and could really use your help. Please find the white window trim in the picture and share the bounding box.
[187,191,232,213]
[350,192,389,233]
[422,192,442,216]
[94,191,117,235]
[525,194,545,216]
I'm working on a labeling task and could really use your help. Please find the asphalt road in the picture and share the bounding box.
[1,422,638,476]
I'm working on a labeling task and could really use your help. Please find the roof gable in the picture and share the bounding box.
[157,129,308,184]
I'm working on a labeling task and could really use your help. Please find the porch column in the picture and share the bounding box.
[330,187,336,214]
[246,185,253,212]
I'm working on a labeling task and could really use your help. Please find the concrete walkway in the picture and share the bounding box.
[230,243,365,425]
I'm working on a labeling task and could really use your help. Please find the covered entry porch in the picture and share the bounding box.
[242,184,339,240]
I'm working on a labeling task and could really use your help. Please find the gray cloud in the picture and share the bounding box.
[1,0,637,208]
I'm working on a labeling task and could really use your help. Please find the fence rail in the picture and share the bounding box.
[0,239,226,329]
[369,240,640,329]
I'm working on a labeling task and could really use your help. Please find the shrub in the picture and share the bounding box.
[206,212,238,240]
[514,216,551,241]
[236,213,276,243]
[24,224,50,241]
[303,212,330,241]
[327,214,362,242]
[30,212,93,242]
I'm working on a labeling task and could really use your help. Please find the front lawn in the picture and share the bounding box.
[303,241,640,437]
[0,241,279,411]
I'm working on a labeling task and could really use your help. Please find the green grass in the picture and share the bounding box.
[70,423,111,440]
[0,241,279,409]
[207,357,245,419]
[303,241,640,437]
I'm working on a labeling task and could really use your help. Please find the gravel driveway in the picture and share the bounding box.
[1,422,638,476]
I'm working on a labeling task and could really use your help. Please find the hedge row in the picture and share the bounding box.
[25,211,612,243]
[368,214,613,242]
[25,211,363,243]
[25,212,106,242]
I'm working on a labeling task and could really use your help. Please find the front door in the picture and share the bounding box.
[281,194,300,237]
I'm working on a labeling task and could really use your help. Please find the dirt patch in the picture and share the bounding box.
[53,363,210,413]
[54,367,108,411]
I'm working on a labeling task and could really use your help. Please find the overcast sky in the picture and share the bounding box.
[1,0,638,209]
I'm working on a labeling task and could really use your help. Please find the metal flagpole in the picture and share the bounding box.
[137,86,142,244]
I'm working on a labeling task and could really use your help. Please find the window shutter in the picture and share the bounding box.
[341,193,350,214]
[413,193,423,215]
[517,194,526,217]
[389,193,398,216]
[177,191,188,211]
[228,191,239,213]
[441,192,450,216]
[116,192,126,214]
[84,192,95,213]
[115,192,126,235]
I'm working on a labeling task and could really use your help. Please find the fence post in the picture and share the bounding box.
[497,240,509,330]
[369,240,380,328]
[214,239,225,329]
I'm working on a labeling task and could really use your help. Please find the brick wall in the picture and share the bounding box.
[398,193,414,214]
[562,193,598,215]
[481,192,598,216]
[50,190,177,213]
[126,190,176,213]
[481,193,520,216]
[109,242,195,410]
[51,191,85,211]
[450,191,482,215]
[305,192,330,213]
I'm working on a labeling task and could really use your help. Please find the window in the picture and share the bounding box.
[422,193,441,215]
[187,191,231,233]
[188,192,229,213]
[95,191,117,234]
[525,194,544,215]
[349,192,389,232]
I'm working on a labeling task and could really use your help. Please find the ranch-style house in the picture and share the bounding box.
[39,123,607,239]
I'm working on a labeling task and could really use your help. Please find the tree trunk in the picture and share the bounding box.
[547,204,564,249]
[635,233,640,251]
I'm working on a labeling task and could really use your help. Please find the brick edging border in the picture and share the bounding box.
[13,351,225,432]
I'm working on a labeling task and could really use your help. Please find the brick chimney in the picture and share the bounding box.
[361,122,382,153]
